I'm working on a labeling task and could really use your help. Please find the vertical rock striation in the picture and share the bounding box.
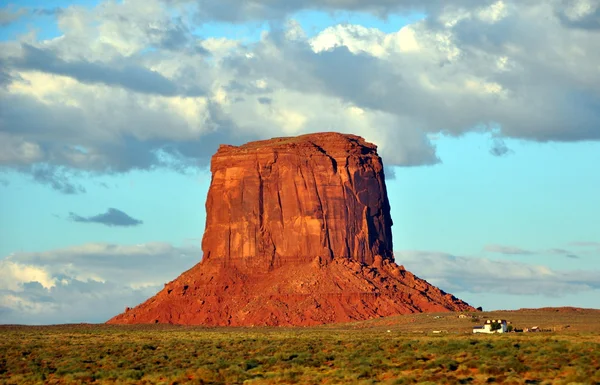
[202,133,393,269]
[108,132,474,326]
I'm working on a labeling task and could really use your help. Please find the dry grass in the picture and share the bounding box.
[1,309,599,385]
[339,308,600,334]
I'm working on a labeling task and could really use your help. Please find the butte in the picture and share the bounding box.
[108,132,474,326]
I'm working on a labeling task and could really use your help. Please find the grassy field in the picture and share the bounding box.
[1,309,599,385]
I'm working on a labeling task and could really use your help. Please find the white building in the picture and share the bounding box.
[473,319,508,334]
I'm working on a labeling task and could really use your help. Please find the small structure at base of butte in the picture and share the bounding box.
[473,319,509,334]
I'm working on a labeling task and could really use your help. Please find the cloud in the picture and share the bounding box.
[31,8,65,17]
[489,137,512,157]
[0,242,597,324]
[555,0,600,29]
[0,0,599,190]
[484,244,582,258]
[384,165,397,180]
[257,96,272,105]
[566,241,600,256]
[397,250,600,296]
[31,164,86,194]
[0,6,63,26]
[0,7,27,26]
[569,241,600,247]
[12,44,188,97]
[484,244,534,255]
[547,248,569,254]
[0,261,56,291]
[547,249,581,259]
[0,133,44,165]
[69,208,143,227]
[175,0,499,23]
[0,242,199,324]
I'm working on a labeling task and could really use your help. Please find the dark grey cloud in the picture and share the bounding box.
[490,137,512,157]
[555,0,600,30]
[31,164,86,194]
[257,96,272,105]
[169,0,500,23]
[0,92,82,141]
[222,35,440,166]
[13,44,196,97]
[0,66,17,89]
[225,38,394,111]
[148,16,198,51]
[69,208,143,227]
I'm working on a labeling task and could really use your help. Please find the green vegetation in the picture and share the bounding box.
[1,325,599,384]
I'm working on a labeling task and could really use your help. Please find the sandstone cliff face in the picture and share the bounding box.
[108,132,475,326]
[202,133,393,269]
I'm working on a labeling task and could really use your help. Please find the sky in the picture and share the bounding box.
[0,0,599,325]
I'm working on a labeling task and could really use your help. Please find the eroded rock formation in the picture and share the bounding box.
[203,133,393,269]
[108,132,474,326]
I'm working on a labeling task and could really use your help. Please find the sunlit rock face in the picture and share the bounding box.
[108,132,474,326]
[202,132,394,269]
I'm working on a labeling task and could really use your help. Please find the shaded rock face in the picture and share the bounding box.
[108,132,475,326]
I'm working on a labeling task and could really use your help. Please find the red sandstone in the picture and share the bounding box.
[108,132,474,326]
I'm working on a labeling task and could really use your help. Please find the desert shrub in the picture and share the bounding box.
[392,377,413,385]
[490,322,502,331]
[244,358,261,370]
[1,325,599,384]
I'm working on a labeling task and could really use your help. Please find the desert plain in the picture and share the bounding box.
[2,307,599,385]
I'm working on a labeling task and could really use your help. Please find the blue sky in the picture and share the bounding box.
[1,0,599,324]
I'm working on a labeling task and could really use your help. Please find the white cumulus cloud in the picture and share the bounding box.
[0,0,598,191]
[0,242,199,324]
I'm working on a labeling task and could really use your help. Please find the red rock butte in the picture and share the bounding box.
[108,132,475,326]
